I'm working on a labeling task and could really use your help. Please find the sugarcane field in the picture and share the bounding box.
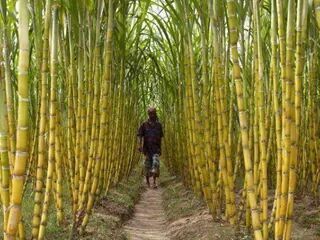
[0,0,320,239]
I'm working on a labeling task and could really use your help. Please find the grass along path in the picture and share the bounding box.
[0,167,144,239]
[82,168,144,239]
[160,168,238,240]
[160,166,318,240]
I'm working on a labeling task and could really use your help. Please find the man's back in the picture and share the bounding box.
[138,120,163,155]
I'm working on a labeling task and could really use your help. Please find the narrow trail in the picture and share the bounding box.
[124,184,170,240]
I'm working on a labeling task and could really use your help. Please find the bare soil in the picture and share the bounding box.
[124,186,169,240]
[291,195,320,240]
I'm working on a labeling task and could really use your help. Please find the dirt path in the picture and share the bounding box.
[124,184,169,240]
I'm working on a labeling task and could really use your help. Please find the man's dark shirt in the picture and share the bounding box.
[137,120,164,156]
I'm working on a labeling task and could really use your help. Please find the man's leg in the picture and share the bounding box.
[146,175,150,187]
[151,154,160,188]
[144,155,152,187]
[153,176,157,188]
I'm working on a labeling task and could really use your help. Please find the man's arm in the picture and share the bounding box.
[137,123,144,153]
[159,123,164,155]
[138,136,143,152]
[160,123,164,138]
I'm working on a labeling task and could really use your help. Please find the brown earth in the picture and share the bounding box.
[123,178,237,240]
[124,186,169,240]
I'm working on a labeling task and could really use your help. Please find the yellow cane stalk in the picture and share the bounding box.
[79,0,114,233]
[6,0,30,238]
[31,0,51,237]
[38,6,58,239]
[226,1,262,239]
[252,1,268,238]
[0,55,10,239]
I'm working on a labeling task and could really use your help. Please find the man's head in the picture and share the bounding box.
[147,107,157,121]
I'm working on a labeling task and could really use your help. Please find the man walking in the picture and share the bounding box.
[137,107,164,188]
